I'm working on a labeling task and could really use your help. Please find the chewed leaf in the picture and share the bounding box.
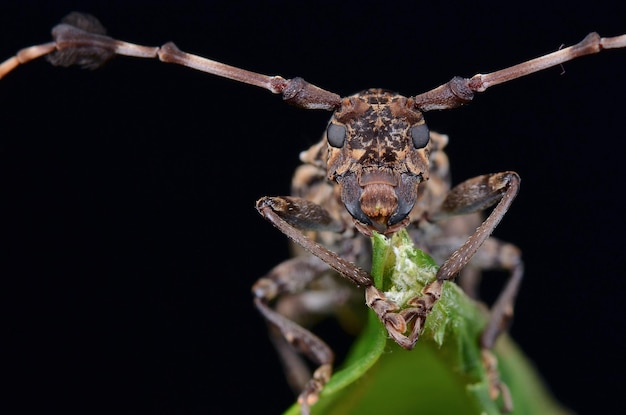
[283,229,570,415]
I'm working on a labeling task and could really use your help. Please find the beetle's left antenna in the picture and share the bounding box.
[0,12,342,111]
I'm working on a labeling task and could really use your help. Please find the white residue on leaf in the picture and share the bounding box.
[384,244,433,306]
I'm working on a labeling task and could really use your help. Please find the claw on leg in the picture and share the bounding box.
[482,349,513,413]
[297,363,333,415]
[365,282,443,351]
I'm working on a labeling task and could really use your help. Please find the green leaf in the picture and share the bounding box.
[283,229,571,415]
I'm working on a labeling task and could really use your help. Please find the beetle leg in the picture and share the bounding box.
[254,298,333,415]
[479,260,523,413]
[431,171,521,282]
[256,196,373,288]
[253,254,357,393]
[255,195,375,414]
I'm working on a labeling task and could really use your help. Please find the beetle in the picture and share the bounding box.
[1,6,624,415]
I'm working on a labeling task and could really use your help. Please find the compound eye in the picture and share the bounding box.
[409,124,430,149]
[327,123,346,148]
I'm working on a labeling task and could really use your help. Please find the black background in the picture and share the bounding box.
[1,1,625,414]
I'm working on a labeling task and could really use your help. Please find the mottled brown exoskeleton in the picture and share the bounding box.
[2,12,625,415]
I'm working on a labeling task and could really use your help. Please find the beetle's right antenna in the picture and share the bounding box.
[0,12,342,111]
[411,32,626,112]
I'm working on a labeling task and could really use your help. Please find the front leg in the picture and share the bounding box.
[368,171,522,354]
[254,196,372,414]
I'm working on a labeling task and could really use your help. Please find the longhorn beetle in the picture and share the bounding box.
[2,11,625,415]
